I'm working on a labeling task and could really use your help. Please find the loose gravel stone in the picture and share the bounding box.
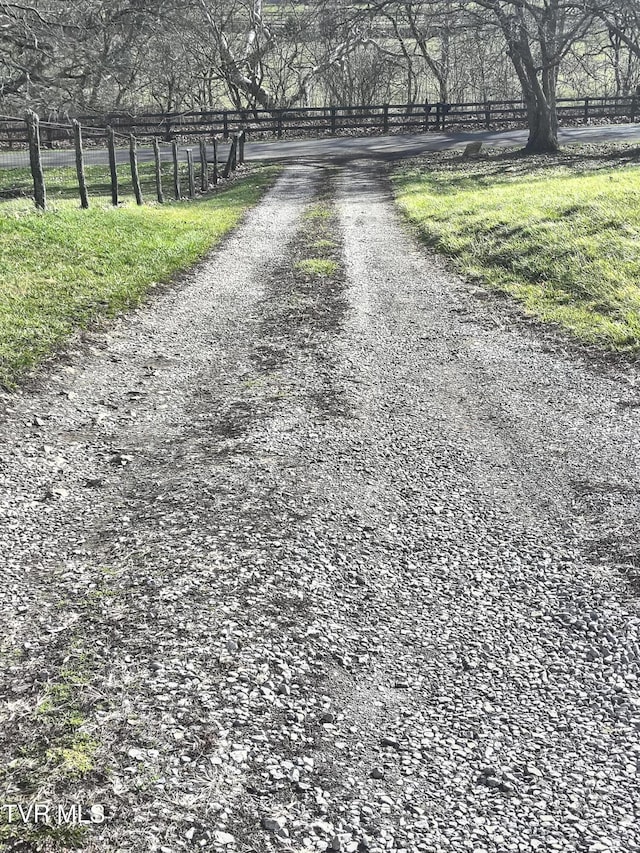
[0,161,639,853]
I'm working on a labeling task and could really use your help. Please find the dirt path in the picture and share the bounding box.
[1,163,640,853]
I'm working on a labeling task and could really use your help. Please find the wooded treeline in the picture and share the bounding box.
[2,1,640,153]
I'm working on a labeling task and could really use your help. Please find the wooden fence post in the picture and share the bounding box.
[584,96,590,125]
[172,139,181,199]
[484,100,492,130]
[277,110,284,139]
[330,107,337,134]
[423,102,430,131]
[222,136,237,178]
[223,111,229,141]
[238,129,245,164]
[231,134,238,171]
[631,95,638,124]
[72,120,89,209]
[186,149,196,198]
[153,137,164,204]
[212,137,218,185]
[107,126,119,206]
[383,104,389,133]
[199,137,208,191]
[129,134,143,205]
[26,110,46,210]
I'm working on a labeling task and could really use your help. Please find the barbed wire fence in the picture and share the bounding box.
[0,112,245,211]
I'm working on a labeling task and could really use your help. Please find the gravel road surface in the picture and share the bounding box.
[1,122,640,168]
[1,163,640,853]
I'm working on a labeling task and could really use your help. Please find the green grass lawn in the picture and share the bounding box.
[0,158,198,202]
[392,146,640,351]
[0,166,280,389]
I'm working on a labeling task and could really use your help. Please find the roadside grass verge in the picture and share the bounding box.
[0,166,280,389]
[392,145,640,351]
[0,159,196,203]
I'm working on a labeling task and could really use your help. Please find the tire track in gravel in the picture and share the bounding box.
[289,160,640,853]
[0,164,325,851]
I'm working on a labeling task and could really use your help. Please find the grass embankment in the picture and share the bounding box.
[0,166,280,389]
[392,146,640,350]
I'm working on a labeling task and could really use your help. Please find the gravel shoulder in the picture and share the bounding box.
[1,162,640,853]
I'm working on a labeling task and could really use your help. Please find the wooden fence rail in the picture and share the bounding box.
[74,94,639,141]
[2,95,639,149]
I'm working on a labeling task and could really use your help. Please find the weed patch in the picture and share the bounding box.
[295,258,339,277]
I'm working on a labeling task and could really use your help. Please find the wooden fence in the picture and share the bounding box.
[1,111,246,211]
[1,95,637,148]
[79,95,640,139]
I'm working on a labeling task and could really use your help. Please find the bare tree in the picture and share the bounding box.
[0,1,60,101]
[0,0,634,130]
[363,0,596,151]
[185,0,388,110]
[592,0,640,61]
[462,0,594,152]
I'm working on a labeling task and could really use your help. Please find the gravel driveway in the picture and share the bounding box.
[1,163,640,853]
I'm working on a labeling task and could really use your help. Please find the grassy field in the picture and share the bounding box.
[392,145,640,351]
[0,166,279,389]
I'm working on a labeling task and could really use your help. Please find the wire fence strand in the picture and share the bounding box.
[0,111,245,209]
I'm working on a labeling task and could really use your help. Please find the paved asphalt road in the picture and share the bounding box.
[1,122,640,168]
[1,163,639,851]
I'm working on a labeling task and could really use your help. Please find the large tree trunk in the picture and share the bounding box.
[490,4,561,155]
[524,90,558,153]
